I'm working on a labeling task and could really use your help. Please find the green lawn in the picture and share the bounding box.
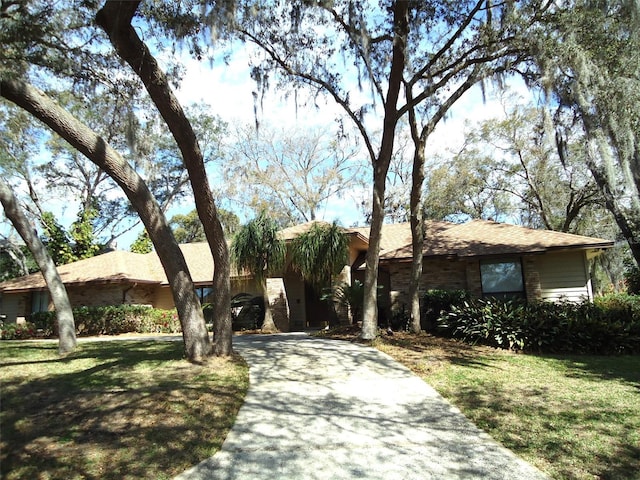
[376,333,640,480]
[0,339,249,480]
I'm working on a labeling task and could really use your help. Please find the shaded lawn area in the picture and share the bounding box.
[373,333,640,480]
[0,339,249,480]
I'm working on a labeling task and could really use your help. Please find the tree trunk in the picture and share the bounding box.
[0,78,211,362]
[96,1,233,356]
[360,1,409,340]
[574,92,640,268]
[260,278,278,333]
[0,180,77,355]
[405,69,481,335]
[408,139,426,334]
[587,155,640,266]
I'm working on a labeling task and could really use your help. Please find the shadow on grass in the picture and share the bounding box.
[0,341,248,480]
[543,354,640,388]
[454,383,640,480]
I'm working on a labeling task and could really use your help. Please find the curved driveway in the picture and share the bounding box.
[175,333,548,480]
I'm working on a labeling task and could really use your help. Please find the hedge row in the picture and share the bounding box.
[430,291,640,355]
[0,305,182,340]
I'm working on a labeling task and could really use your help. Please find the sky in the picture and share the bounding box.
[169,49,531,233]
[1,41,531,251]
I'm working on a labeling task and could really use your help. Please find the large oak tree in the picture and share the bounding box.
[96,1,233,356]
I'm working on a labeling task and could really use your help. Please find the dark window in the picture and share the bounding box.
[480,259,525,299]
[31,290,49,313]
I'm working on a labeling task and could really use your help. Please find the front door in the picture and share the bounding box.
[304,283,333,328]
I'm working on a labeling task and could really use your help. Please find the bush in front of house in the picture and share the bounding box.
[422,289,471,332]
[0,321,37,340]
[435,293,640,354]
[26,305,183,339]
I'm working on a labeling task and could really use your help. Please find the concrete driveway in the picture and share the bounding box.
[175,333,548,480]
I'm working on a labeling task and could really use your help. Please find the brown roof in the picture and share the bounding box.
[278,221,329,240]
[0,244,219,293]
[0,250,160,293]
[0,220,613,292]
[356,220,613,261]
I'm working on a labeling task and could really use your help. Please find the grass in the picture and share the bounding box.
[0,339,249,480]
[372,332,640,480]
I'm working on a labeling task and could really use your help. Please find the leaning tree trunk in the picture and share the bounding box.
[0,78,211,363]
[0,180,77,355]
[574,92,640,268]
[96,1,233,356]
[360,1,409,340]
[587,153,640,266]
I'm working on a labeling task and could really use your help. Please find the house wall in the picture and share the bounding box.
[267,277,290,332]
[66,283,156,308]
[0,284,163,325]
[154,287,175,310]
[0,293,28,324]
[535,251,593,302]
[385,251,591,312]
[386,258,472,313]
[522,257,542,301]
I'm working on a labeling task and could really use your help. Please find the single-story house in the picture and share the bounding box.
[0,219,613,331]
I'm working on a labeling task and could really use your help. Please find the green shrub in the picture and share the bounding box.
[437,296,640,355]
[140,309,182,333]
[0,322,37,340]
[20,306,183,339]
[422,289,471,332]
[623,260,640,294]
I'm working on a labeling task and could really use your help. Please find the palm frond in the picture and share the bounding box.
[290,221,349,290]
[231,211,285,282]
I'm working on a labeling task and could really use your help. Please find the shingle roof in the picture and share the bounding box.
[350,220,613,261]
[0,250,161,293]
[0,220,613,292]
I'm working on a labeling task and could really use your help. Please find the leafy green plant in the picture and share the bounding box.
[324,280,365,325]
[25,306,182,339]
[623,259,640,294]
[437,296,640,354]
[0,322,37,340]
[422,289,471,332]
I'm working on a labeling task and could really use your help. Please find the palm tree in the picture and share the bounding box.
[231,212,285,333]
[291,222,349,325]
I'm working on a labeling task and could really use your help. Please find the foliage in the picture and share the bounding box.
[40,211,75,265]
[170,208,240,243]
[129,229,153,254]
[231,212,285,283]
[325,280,365,324]
[429,101,606,233]
[0,239,37,281]
[623,259,640,294]
[436,295,640,354]
[25,305,182,338]
[389,306,411,332]
[323,280,387,325]
[531,0,640,267]
[422,289,471,332]
[0,321,37,340]
[40,209,103,265]
[290,222,349,292]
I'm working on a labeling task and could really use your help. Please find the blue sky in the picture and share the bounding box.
[1,43,531,250]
